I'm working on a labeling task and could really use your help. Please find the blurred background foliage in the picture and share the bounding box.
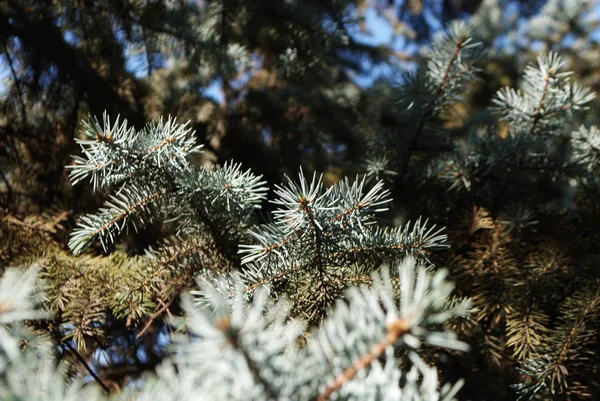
[1,0,600,399]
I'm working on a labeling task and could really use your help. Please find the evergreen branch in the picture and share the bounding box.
[68,113,141,188]
[145,136,176,155]
[506,305,550,361]
[571,125,600,171]
[0,267,46,325]
[68,113,202,189]
[86,190,165,237]
[144,236,219,286]
[205,161,268,212]
[331,243,420,258]
[241,175,390,264]
[396,22,480,183]
[69,187,168,254]
[0,267,106,399]
[215,315,279,401]
[181,258,468,400]
[434,40,466,99]
[493,52,594,137]
[302,259,469,400]
[316,317,411,401]
[515,288,600,399]
[332,275,378,286]
[329,177,390,225]
[113,237,213,325]
[192,262,305,309]
[254,238,290,256]
[330,205,361,222]
[141,117,203,168]
[3,212,68,236]
[532,99,574,122]
[181,162,267,222]
[271,169,331,234]
[553,291,600,369]
[69,112,267,257]
[335,219,449,263]
[239,224,291,264]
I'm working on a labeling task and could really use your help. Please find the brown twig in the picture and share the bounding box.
[136,297,175,339]
[3,47,27,123]
[529,70,551,135]
[330,202,364,222]
[63,341,110,392]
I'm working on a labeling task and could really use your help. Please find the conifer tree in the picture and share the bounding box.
[2,1,600,400]
[358,7,600,401]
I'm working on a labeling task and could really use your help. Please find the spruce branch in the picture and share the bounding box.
[68,114,266,255]
[69,185,169,254]
[506,305,550,361]
[68,112,202,189]
[316,316,411,401]
[0,267,46,326]
[492,52,595,136]
[332,219,449,264]
[394,21,483,183]
[271,169,333,234]
[183,257,469,401]
[515,288,600,400]
[571,125,600,172]
[234,171,447,323]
